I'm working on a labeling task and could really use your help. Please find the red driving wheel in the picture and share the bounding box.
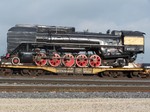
[76,54,88,67]
[62,54,75,67]
[12,57,20,65]
[49,53,61,67]
[34,53,47,66]
[89,55,101,67]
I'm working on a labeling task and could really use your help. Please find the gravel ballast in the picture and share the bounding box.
[0,92,150,98]
[0,98,150,112]
[0,92,150,112]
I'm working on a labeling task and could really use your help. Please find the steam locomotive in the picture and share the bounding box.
[1,24,145,68]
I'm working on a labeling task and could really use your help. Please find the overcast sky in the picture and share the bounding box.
[0,0,150,63]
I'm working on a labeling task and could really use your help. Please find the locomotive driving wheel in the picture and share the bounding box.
[76,54,88,67]
[62,54,75,67]
[89,55,101,67]
[49,53,61,67]
[34,53,47,66]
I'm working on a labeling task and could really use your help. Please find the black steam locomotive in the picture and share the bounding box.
[1,24,145,67]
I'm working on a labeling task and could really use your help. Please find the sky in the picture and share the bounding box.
[0,0,150,63]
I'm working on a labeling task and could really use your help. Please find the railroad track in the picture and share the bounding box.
[0,84,150,92]
[0,77,150,92]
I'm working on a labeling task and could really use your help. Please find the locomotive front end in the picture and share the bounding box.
[123,31,144,53]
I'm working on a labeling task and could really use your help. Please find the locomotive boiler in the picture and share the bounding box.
[2,24,145,68]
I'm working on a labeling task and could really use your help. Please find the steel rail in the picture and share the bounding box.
[0,77,150,85]
[0,84,150,92]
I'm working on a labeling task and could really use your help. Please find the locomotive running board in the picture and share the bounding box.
[0,65,144,75]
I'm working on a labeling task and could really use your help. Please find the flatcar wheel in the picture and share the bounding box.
[49,53,61,67]
[29,69,44,76]
[89,55,101,67]
[0,68,5,75]
[11,57,20,65]
[110,72,118,78]
[36,70,45,75]
[137,73,148,78]
[62,54,75,67]
[76,54,88,67]
[127,72,134,78]
[34,53,47,66]
[21,69,31,75]
[1,68,12,75]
